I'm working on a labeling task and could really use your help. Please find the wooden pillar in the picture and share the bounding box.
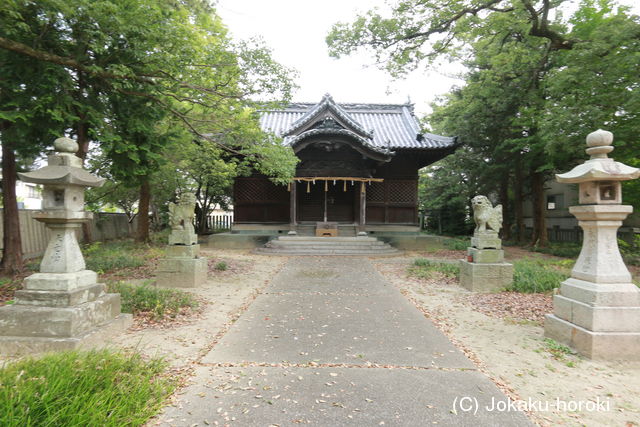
[289,181,297,231]
[323,182,328,223]
[359,181,366,232]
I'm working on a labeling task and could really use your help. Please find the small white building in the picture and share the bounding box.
[16,180,43,210]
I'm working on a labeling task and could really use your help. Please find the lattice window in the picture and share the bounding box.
[235,178,288,202]
[387,180,416,203]
[366,182,385,202]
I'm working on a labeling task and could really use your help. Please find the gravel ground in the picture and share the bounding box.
[373,255,640,426]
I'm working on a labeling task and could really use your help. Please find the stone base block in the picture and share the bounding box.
[468,247,504,263]
[471,231,501,249]
[165,244,200,258]
[545,314,640,360]
[168,230,197,246]
[23,270,98,291]
[15,283,105,307]
[558,278,640,306]
[552,294,640,332]
[0,313,132,357]
[0,293,123,338]
[156,257,207,288]
[459,260,513,292]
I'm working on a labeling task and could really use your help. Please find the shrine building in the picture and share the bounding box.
[229,94,459,241]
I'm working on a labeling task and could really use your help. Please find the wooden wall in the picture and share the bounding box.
[233,150,437,225]
[234,177,289,223]
[365,179,418,224]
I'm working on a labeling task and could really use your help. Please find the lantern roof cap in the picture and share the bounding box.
[556,129,640,183]
[17,137,105,187]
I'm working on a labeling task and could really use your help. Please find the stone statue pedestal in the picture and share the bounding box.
[156,194,207,288]
[470,231,502,249]
[156,244,207,288]
[545,205,640,359]
[460,231,513,292]
[168,230,198,246]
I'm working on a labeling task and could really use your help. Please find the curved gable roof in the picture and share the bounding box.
[260,94,458,150]
[283,93,373,139]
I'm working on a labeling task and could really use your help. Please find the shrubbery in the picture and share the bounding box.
[531,242,582,258]
[409,258,460,280]
[443,237,468,251]
[84,241,147,273]
[510,258,568,293]
[107,281,198,320]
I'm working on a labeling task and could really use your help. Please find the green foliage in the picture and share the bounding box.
[214,261,228,271]
[443,237,469,251]
[619,235,640,266]
[510,259,568,293]
[150,229,172,246]
[0,350,176,426]
[409,258,460,279]
[328,0,640,244]
[107,281,198,320]
[543,338,577,360]
[1,0,299,240]
[83,241,146,274]
[419,162,474,236]
[531,242,582,259]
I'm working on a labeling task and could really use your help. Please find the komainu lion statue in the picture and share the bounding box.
[168,192,196,233]
[471,195,503,233]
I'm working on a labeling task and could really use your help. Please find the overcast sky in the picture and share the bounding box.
[216,0,639,117]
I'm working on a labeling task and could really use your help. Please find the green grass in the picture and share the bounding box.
[214,261,228,271]
[531,242,582,258]
[409,258,460,280]
[443,237,468,251]
[107,281,198,320]
[619,235,640,266]
[83,240,148,274]
[543,338,577,361]
[0,350,176,426]
[509,258,569,293]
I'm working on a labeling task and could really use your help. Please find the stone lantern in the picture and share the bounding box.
[0,137,131,356]
[545,129,640,360]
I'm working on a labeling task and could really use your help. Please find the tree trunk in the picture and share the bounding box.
[499,174,511,241]
[75,119,93,244]
[136,179,151,243]
[1,128,24,275]
[514,161,525,244]
[530,170,548,247]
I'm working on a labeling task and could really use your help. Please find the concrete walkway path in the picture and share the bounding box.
[159,257,531,426]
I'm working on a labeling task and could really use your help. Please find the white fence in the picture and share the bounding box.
[206,214,233,230]
[0,210,137,259]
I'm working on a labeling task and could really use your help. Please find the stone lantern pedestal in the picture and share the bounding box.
[0,138,131,357]
[545,130,640,360]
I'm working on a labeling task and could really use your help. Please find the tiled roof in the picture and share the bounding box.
[259,94,457,150]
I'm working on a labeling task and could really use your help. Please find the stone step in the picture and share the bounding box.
[259,235,400,256]
[278,236,378,242]
[268,240,385,247]
[266,245,394,251]
[255,248,400,256]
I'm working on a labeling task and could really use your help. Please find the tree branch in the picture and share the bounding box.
[114,87,245,157]
[521,0,575,49]
[0,36,155,83]
[401,0,505,42]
